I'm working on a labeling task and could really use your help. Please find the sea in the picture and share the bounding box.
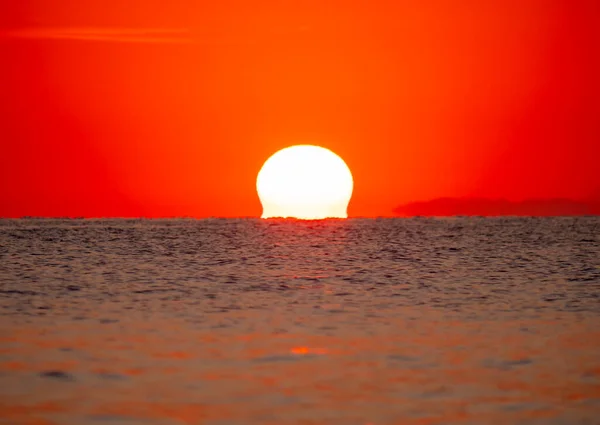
[0,217,599,425]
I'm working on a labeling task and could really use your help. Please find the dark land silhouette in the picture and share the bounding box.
[393,197,600,217]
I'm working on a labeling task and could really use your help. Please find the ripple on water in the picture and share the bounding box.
[0,217,598,424]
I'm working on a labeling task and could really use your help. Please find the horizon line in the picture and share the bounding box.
[2,214,599,220]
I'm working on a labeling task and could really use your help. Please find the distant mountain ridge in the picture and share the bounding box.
[393,197,600,217]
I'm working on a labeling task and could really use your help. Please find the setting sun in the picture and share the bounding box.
[256,145,354,219]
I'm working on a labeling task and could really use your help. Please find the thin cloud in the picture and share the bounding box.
[3,27,192,43]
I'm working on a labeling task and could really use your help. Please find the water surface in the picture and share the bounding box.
[1,218,599,424]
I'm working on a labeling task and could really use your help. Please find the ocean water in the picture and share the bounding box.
[0,217,599,425]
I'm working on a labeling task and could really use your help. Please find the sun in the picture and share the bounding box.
[257,145,353,219]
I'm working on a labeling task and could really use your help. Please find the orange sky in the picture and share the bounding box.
[1,0,599,217]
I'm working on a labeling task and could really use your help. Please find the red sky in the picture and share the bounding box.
[1,0,599,217]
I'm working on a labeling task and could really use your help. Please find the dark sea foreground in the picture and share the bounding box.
[0,217,599,425]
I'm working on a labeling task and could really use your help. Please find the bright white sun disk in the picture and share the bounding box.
[256,145,353,219]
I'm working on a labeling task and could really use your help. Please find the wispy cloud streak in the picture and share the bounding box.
[2,27,192,43]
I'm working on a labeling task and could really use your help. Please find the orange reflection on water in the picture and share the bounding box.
[290,346,328,355]
[0,313,599,425]
[0,401,67,425]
